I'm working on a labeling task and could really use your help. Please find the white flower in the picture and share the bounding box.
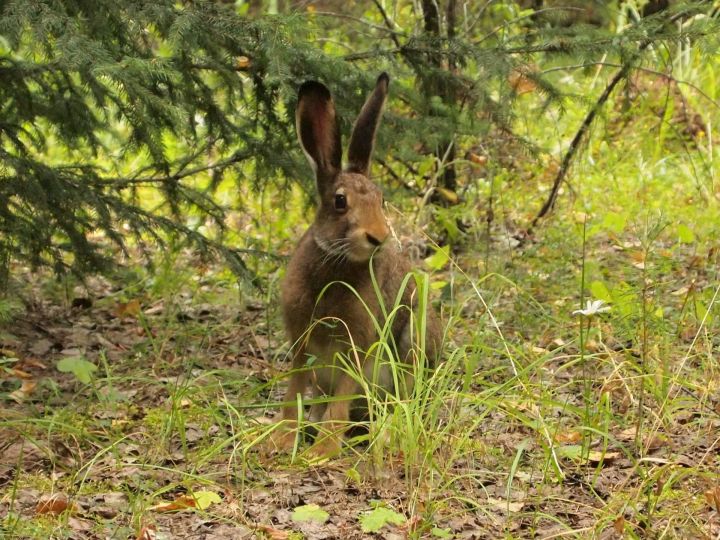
[573,299,611,317]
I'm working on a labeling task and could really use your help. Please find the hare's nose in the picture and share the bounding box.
[366,232,383,247]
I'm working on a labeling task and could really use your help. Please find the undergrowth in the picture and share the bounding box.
[1,33,720,540]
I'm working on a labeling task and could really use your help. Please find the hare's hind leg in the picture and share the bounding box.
[307,371,358,459]
[261,347,309,455]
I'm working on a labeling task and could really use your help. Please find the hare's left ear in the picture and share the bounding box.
[346,73,389,176]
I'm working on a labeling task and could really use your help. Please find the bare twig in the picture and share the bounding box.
[528,65,629,232]
[109,150,252,188]
[371,0,402,48]
[527,9,691,233]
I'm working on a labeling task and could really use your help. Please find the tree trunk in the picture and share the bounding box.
[421,0,457,194]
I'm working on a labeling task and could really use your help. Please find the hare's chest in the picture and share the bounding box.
[307,282,379,346]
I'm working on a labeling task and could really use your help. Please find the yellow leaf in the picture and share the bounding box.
[469,153,487,166]
[10,380,37,402]
[573,211,589,224]
[36,494,76,515]
[114,299,141,318]
[554,431,582,444]
[509,69,537,95]
[150,495,196,513]
[258,525,289,539]
[704,486,720,512]
[191,490,221,511]
[436,187,459,204]
[150,491,221,513]
[586,451,621,464]
[10,368,33,379]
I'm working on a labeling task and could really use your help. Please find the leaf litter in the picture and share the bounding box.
[1,254,719,539]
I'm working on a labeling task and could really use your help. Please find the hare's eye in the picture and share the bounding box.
[334,194,347,211]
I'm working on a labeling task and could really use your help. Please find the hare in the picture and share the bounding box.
[265,73,441,458]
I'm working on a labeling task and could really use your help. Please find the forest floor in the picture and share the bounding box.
[1,209,719,540]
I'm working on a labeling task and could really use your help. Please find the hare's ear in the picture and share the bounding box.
[296,81,342,185]
[347,73,389,176]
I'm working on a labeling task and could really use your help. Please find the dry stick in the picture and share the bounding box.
[528,7,693,234]
[109,150,253,188]
[371,0,402,49]
[528,63,631,234]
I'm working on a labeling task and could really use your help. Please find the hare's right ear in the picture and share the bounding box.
[296,81,342,186]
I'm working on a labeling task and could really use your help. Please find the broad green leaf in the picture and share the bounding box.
[359,505,406,533]
[436,187,459,204]
[590,281,612,303]
[417,157,435,177]
[677,224,695,244]
[558,445,583,461]
[346,468,361,485]
[191,491,221,511]
[57,356,97,384]
[431,280,448,290]
[292,504,329,524]
[437,214,461,242]
[695,300,713,323]
[432,527,453,538]
[425,245,450,271]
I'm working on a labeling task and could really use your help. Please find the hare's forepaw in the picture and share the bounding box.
[259,424,299,456]
[306,434,343,461]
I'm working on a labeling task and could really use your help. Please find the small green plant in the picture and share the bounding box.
[359,502,406,533]
[56,356,98,385]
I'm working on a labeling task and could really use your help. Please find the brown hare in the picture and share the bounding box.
[265,73,441,458]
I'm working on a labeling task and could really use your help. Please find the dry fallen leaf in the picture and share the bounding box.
[586,451,621,464]
[114,299,142,318]
[68,516,93,532]
[573,211,588,224]
[614,515,625,534]
[136,524,157,540]
[704,486,720,512]
[629,250,646,269]
[149,491,221,513]
[469,152,488,166]
[436,187,459,204]
[9,367,33,379]
[9,379,37,403]
[36,493,75,515]
[258,524,290,539]
[671,286,690,296]
[508,69,537,95]
[617,427,666,450]
[23,358,48,369]
[30,339,54,357]
[486,497,525,513]
[555,431,582,444]
[149,495,196,513]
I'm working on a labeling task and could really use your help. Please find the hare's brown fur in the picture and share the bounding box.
[265,74,441,458]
